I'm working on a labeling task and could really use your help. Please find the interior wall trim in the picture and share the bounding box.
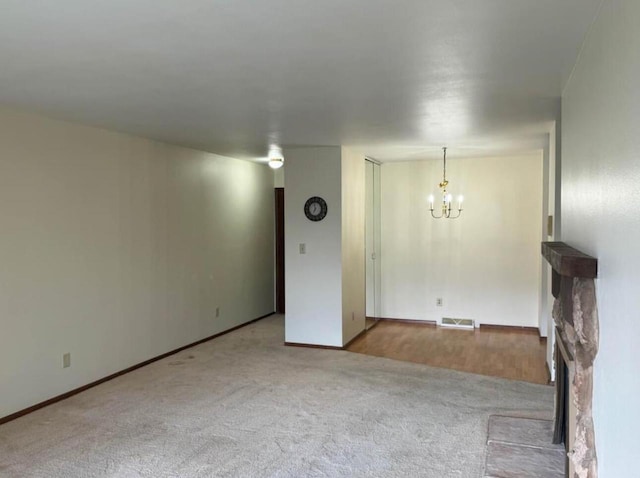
[0,312,276,426]
[364,317,383,331]
[377,317,437,326]
[342,327,368,348]
[284,322,373,350]
[480,323,545,339]
[284,342,344,350]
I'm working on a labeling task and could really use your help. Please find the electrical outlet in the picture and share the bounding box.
[63,353,71,368]
[299,243,306,254]
[436,298,443,307]
[215,307,220,318]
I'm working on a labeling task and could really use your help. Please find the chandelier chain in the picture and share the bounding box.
[443,147,447,184]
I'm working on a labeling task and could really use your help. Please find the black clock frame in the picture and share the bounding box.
[304,196,328,222]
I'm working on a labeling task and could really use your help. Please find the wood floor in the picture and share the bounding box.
[347,320,550,385]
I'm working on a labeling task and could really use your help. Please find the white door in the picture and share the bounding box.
[365,160,381,322]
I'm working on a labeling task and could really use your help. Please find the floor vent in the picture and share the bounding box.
[441,317,475,329]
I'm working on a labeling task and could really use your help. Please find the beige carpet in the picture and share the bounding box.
[0,315,553,477]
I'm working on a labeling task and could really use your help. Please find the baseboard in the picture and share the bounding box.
[0,311,275,426]
[285,322,371,351]
[343,327,367,348]
[375,319,543,336]
[377,317,437,326]
[284,342,343,350]
[365,317,382,331]
[480,324,550,343]
[479,324,540,334]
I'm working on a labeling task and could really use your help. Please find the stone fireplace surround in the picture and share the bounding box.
[542,242,599,478]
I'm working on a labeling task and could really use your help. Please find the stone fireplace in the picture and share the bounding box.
[542,242,599,478]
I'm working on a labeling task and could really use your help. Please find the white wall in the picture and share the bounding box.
[0,108,275,419]
[274,167,284,188]
[561,1,640,475]
[341,148,366,344]
[283,146,365,347]
[381,154,542,327]
[284,147,343,347]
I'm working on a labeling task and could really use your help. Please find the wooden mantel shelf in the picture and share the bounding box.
[542,242,598,279]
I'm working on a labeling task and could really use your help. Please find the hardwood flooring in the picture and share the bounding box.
[346,320,550,385]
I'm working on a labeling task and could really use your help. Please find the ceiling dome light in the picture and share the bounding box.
[268,157,284,169]
[268,145,284,169]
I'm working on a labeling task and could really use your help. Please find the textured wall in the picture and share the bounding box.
[341,147,366,344]
[0,108,275,419]
[283,147,343,347]
[561,0,640,475]
[381,154,543,326]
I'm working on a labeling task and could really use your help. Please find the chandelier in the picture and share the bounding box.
[429,147,463,219]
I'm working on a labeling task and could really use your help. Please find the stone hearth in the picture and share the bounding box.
[484,415,565,478]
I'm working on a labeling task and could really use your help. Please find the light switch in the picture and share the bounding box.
[299,243,306,254]
[63,353,71,368]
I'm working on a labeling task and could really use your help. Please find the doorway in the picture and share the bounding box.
[365,159,381,329]
[275,187,285,313]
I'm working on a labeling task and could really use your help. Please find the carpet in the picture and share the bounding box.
[0,315,553,477]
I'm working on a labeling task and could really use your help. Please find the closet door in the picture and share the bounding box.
[365,160,381,326]
[373,161,381,318]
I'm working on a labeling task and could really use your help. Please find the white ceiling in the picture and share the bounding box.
[0,0,601,162]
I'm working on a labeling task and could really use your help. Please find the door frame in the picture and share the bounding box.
[275,188,285,313]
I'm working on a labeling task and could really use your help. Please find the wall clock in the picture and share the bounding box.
[304,196,328,222]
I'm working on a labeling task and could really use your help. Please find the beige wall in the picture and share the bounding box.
[561,1,640,474]
[274,167,284,188]
[381,154,543,327]
[341,148,366,344]
[0,109,275,419]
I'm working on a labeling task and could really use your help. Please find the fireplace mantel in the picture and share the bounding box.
[542,241,599,478]
[542,242,598,331]
[542,242,597,280]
